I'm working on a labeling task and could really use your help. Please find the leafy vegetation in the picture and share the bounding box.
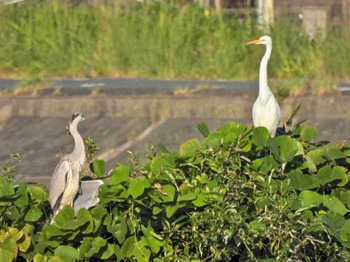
[2,108,350,261]
[0,2,349,94]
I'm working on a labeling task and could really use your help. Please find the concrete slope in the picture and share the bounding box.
[0,86,349,186]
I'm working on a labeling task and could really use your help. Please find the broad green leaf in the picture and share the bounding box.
[33,253,49,262]
[128,178,150,199]
[166,205,178,218]
[192,194,206,207]
[90,205,109,231]
[197,122,210,138]
[0,248,14,262]
[203,132,222,150]
[219,122,245,141]
[316,165,348,187]
[42,225,67,241]
[24,205,43,222]
[322,195,349,216]
[300,126,318,141]
[27,184,48,202]
[141,225,164,254]
[110,165,129,185]
[48,256,65,262]
[121,236,136,258]
[152,206,163,215]
[155,184,175,202]
[0,177,15,197]
[133,241,151,262]
[90,159,105,177]
[249,220,267,233]
[8,227,21,240]
[268,136,300,163]
[0,235,17,258]
[252,127,270,147]
[166,203,185,218]
[203,122,245,149]
[54,206,89,230]
[202,192,223,203]
[179,139,200,158]
[306,149,326,166]
[54,246,79,262]
[77,209,94,234]
[340,220,350,242]
[287,171,320,191]
[340,191,350,206]
[299,190,323,207]
[85,237,107,258]
[333,166,349,186]
[14,184,28,208]
[322,146,346,161]
[79,238,92,259]
[252,156,279,175]
[52,206,75,227]
[17,233,31,253]
[100,243,115,260]
[107,218,127,244]
[177,193,197,202]
[315,165,333,184]
[150,157,167,175]
[303,155,317,173]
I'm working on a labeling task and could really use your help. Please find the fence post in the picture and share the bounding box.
[214,0,222,13]
[341,0,350,34]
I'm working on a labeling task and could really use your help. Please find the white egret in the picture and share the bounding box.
[247,35,281,137]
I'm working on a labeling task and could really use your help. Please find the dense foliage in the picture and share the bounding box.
[2,108,350,261]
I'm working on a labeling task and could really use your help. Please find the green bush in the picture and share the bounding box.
[2,111,350,261]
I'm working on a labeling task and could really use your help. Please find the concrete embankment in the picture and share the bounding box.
[0,86,349,186]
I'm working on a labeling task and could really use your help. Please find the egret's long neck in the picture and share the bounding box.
[69,122,85,161]
[259,44,272,100]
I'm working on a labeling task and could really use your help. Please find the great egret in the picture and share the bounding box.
[247,35,281,137]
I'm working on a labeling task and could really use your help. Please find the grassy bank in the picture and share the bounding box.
[0,3,350,94]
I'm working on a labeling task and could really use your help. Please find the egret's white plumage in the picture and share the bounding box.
[247,35,281,137]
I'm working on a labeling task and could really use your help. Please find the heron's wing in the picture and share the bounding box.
[73,180,103,212]
[48,159,70,210]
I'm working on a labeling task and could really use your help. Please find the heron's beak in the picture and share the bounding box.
[247,39,263,45]
[66,123,71,135]
[81,115,86,121]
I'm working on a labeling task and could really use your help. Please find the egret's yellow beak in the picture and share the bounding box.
[247,39,263,45]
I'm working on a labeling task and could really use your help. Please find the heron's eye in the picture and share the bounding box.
[72,112,81,121]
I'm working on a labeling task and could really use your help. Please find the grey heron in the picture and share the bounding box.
[49,112,102,223]
[247,35,281,137]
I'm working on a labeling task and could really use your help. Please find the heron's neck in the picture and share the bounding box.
[70,122,85,161]
[259,45,272,100]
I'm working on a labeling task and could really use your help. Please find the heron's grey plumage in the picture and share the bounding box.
[49,112,86,222]
[74,180,103,212]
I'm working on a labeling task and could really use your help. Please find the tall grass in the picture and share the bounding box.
[0,2,349,90]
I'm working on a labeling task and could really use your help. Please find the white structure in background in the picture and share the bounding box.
[257,0,274,28]
[194,0,210,9]
[301,6,328,40]
[1,0,24,4]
